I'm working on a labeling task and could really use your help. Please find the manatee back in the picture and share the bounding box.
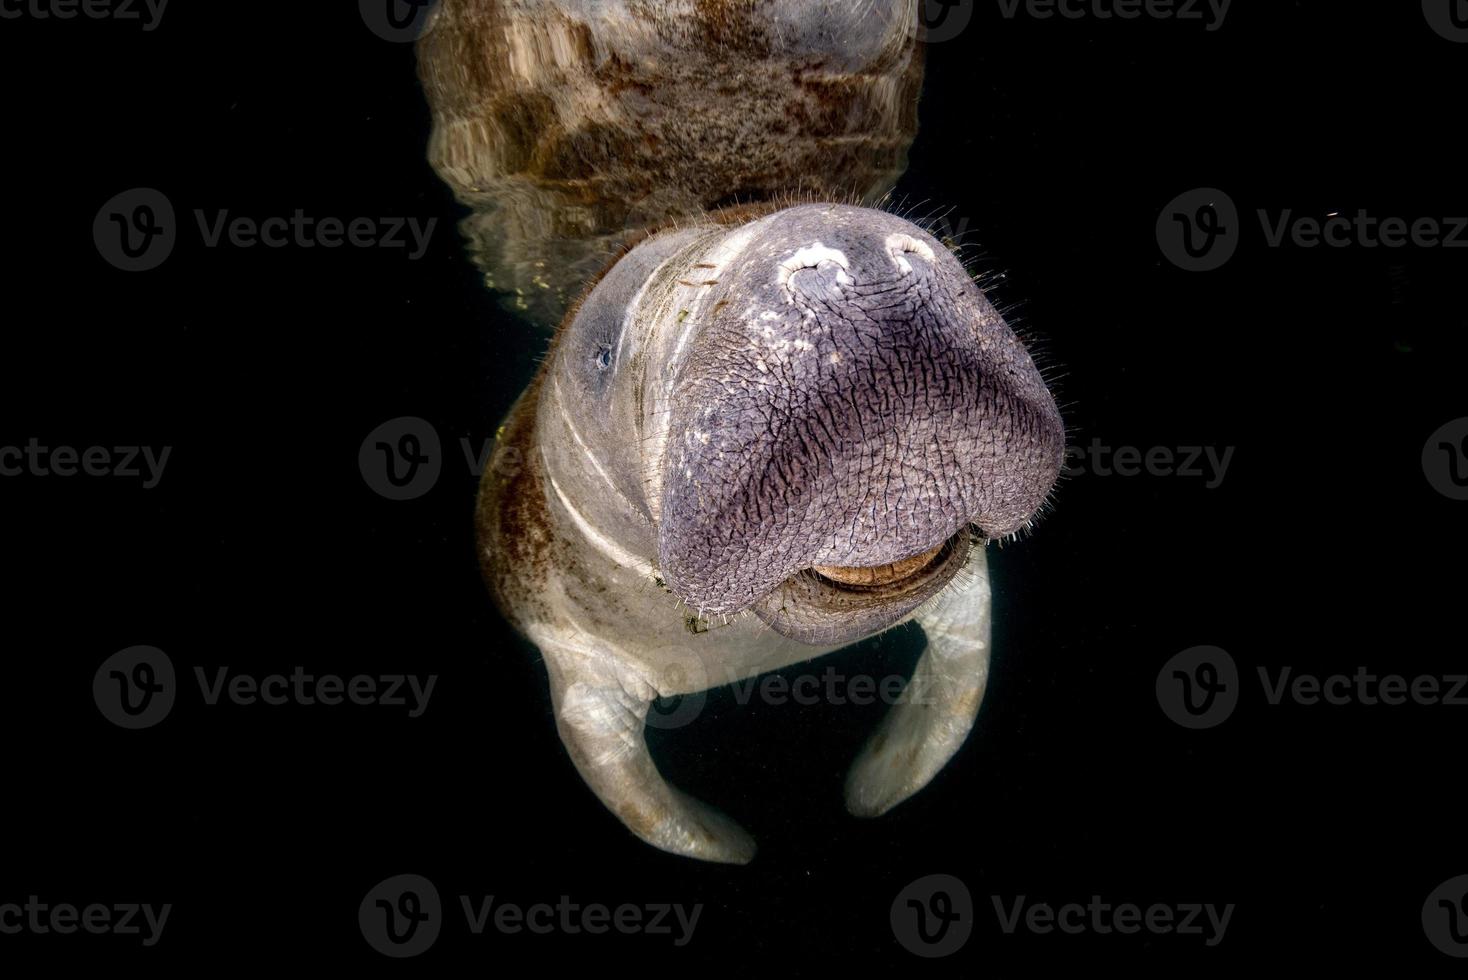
[417,0,925,327]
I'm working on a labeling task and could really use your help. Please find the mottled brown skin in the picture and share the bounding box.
[477,376,552,630]
[418,0,925,325]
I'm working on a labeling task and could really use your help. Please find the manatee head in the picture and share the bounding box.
[643,204,1064,645]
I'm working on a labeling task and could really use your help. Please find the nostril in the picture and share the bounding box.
[885,233,936,274]
[777,243,853,300]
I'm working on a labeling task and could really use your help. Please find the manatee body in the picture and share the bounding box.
[417,0,924,325]
[477,202,1064,862]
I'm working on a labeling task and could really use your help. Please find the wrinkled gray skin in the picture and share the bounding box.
[479,203,1063,862]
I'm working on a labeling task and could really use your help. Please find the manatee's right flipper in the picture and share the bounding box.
[533,628,756,864]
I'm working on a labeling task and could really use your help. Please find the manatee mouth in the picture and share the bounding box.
[750,529,973,646]
[811,539,949,590]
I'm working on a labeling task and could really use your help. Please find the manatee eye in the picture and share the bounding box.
[595,343,613,371]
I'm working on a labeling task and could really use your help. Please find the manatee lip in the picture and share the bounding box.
[749,528,973,646]
[809,539,949,592]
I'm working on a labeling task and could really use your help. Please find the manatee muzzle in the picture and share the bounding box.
[750,530,973,645]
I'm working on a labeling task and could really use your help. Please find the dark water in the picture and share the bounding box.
[2,2,1464,972]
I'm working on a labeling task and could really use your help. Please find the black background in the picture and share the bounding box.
[3,0,1465,972]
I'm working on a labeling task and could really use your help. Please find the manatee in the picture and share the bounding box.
[417,0,924,325]
[476,201,1064,862]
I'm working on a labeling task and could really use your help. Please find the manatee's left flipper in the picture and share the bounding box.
[845,549,993,817]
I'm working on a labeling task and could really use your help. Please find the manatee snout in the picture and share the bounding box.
[656,205,1063,643]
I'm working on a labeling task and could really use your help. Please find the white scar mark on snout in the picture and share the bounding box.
[545,468,656,576]
[708,222,758,269]
[641,225,756,523]
[885,233,935,273]
[617,241,687,369]
[777,243,851,301]
[665,225,762,386]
